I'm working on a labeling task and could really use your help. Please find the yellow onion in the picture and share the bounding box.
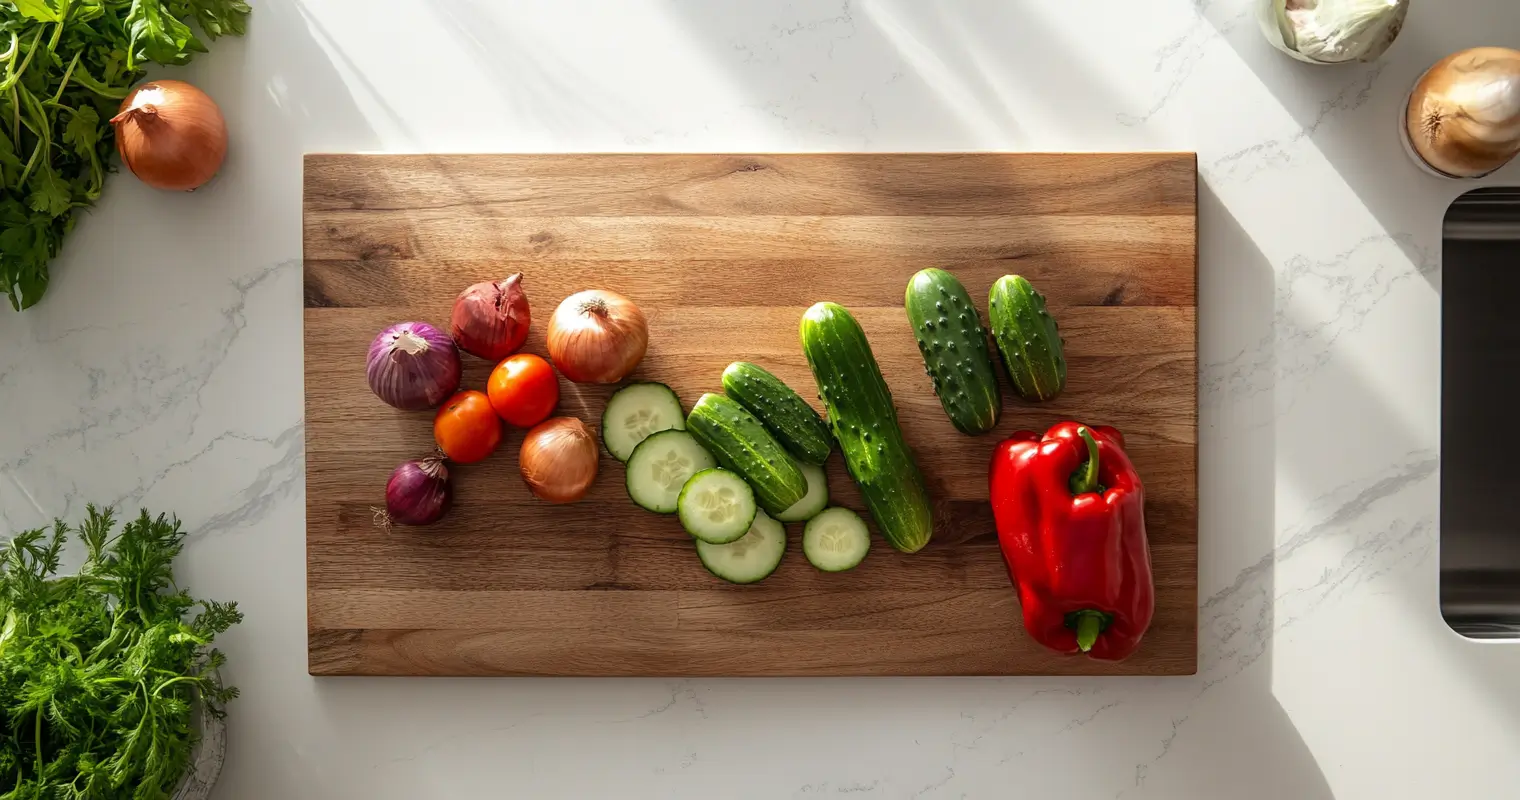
[547,290,648,384]
[1405,47,1520,178]
[520,417,599,503]
[111,80,228,191]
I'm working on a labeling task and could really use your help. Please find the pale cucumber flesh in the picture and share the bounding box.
[678,468,758,544]
[626,430,716,514]
[802,506,871,572]
[603,383,685,462]
[695,509,787,584]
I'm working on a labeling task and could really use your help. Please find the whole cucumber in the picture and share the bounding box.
[904,268,1003,435]
[721,361,833,465]
[988,275,1066,402]
[686,393,808,514]
[799,302,934,554]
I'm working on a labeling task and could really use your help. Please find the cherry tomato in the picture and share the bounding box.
[487,353,560,428]
[434,390,502,464]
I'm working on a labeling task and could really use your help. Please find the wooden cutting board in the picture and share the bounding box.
[303,153,1197,677]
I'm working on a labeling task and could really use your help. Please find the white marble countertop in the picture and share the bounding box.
[4,1,1520,797]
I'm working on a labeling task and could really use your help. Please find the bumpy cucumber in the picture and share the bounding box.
[799,302,934,554]
[721,361,833,465]
[904,268,1003,435]
[988,275,1066,402]
[685,393,808,514]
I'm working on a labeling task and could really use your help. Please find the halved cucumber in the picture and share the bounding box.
[695,509,787,584]
[603,383,685,462]
[775,461,829,523]
[678,468,758,544]
[626,430,716,513]
[802,507,871,572]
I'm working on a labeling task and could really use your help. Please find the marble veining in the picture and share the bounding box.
[2,0,1519,798]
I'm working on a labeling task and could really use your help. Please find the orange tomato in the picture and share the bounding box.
[487,353,560,428]
[434,390,502,464]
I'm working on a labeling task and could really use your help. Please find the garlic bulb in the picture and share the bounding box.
[1258,0,1407,65]
[1405,47,1520,179]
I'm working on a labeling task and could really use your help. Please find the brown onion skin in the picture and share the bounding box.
[112,80,228,191]
[450,273,531,361]
[520,417,599,503]
[1407,47,1520,178]
[546,290,648,384]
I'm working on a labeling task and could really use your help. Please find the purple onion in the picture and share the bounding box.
[367,321,461,410]
[376,456,452,530]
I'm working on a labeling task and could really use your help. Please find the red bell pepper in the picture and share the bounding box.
[988,422,1154,661]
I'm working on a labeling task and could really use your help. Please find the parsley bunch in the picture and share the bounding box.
[0,506,241,799]
[0,0,249,310]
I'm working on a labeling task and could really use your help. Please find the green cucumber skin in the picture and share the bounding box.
[685,393,808,514]
[903,269,1003,435]
[721,362,833,465]
[799,302,934,554]
[988,275,1066,402]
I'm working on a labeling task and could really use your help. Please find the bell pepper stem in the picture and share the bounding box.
[1072,610,1105,653]
[1069,427,1101,495]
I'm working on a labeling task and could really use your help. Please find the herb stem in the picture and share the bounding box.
[0,27,46,95]
[51,51,81,104]
[34,707,43,784]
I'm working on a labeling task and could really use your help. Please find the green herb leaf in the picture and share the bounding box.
[0,135,23,190]
[62,105,100,159]
[127,0,206,68]
[170,0,251,39]
[12,0,60,23]
[27,164,71,216]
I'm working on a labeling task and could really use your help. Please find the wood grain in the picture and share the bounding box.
[304,153,1198,677]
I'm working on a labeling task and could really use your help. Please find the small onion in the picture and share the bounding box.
[111,79,228,191]
[367,321,462,411]
[520,417,599,503]
[451,273,531,361]
[546,289,649,384]
[374,455,451,530]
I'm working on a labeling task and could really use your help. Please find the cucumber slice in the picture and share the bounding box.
[603,383,686,462]
[678,468,758,544]
[626,430,716,513]
[802,507,871,572]
[775,461,829,523]
[695,509,787,584]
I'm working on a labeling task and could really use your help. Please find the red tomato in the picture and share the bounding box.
[488,353,560,428]
[434,390,502,464]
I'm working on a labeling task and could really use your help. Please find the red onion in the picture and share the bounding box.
[451,273,531,361]
[367,322,461,411]
[374,456,452,530]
